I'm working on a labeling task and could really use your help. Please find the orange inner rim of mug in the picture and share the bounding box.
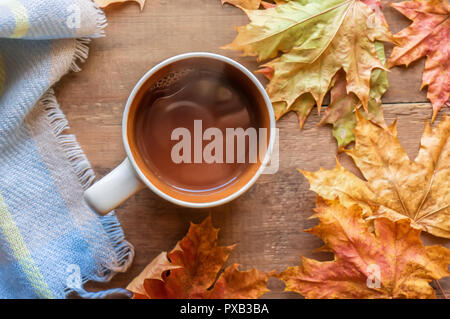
[127,57,271,204]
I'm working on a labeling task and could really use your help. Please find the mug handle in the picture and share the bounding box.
[84,158,145,215]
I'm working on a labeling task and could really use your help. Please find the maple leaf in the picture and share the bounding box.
[319,41,388,147]
[222,0,281,10]
[94,0,145,10]
[224,0,392,147]
[247,3,389,137]
[277,197,450,299]
[126,216,269,299]
[224,0,391,111]
[387,0,449,122]
[302,114,450,238]
[222,0,262,10]
[126,252,181,297]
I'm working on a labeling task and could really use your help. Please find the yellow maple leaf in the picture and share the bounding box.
[224,0,392,114]
[94,0,145,10]
[278,197,450,299]
[387,0,449,122]
[302,114,450,238]
[319,41,388,148]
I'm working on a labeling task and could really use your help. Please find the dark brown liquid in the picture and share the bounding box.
[134,65,263,193]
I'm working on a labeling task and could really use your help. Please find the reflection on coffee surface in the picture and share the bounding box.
[134,65,264,193]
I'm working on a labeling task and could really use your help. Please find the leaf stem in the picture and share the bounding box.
[435,280,448,299]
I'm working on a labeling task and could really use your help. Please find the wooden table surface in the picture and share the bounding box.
[55,0,449,298]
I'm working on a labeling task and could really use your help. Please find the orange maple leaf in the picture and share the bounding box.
[278,197,450,299]
[127,216,269,299]
[222,0,277,9]
[222,0,262,10]
[94,0,145,10]
[387,0,449,121]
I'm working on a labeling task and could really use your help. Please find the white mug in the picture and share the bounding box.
[84,52,276,215]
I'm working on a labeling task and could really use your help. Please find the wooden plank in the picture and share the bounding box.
[54,1,449,298]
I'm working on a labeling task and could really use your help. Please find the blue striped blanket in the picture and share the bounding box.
[0,0,134,298]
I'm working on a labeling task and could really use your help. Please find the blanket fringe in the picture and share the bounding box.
[70,1,108,72]
[91,0,108,38]
[70,38,91,73]
[69,287,132,299]
[41,89,135,298]
[40,3,133,299]
[40,90,96,189]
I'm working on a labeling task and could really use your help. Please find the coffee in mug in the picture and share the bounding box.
[84,53,275,214]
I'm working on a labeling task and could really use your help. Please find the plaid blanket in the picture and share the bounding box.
[0,0,134,298]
